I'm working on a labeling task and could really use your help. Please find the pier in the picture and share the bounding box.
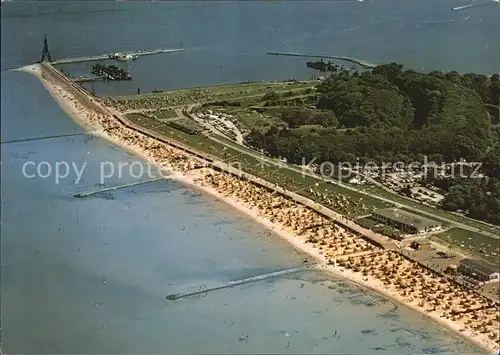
[51,48,184,65]
[73,76,103,83]
[267,52,376,68]
[73,177,166,198]
[165,265,315,301]
[0,132,90,145]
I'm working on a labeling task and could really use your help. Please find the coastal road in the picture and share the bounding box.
[119,84,317,112]
[207,136,500,241]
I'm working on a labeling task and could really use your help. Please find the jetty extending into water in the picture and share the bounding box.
[165,265,315,301]
[73,177,166,198]
[52,48,184,65]
[267,52,376,68]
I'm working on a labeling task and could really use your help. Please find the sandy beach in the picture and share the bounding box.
[20,63,499,354]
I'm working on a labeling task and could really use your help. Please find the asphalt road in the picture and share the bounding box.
[208,136,500,241]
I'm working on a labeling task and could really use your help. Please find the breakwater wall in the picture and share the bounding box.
[73,177,166,198]
[267,52,377,68]
[165,265,314,301]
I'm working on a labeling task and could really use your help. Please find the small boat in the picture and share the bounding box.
[116,53,137,61]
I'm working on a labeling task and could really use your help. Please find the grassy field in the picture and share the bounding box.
[127,113,233,157]
[117,81,316,100]
[109,81,318,111]
[294,124,324,132]
[296,180,391,215]
[211,134,391,215]
[399,207,450,227]
[356,217,380,229]
[153,109,178,120]
[213,142,390,216]
[126,113,163,130]
[433,228,499,264]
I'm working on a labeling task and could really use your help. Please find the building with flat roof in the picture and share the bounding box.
[458,259,499,284]
[411,239,432,250]
[372,208,442,235]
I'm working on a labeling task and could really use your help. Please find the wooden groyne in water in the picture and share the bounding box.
[73,177,166,198]
[165,265,314,301]
[267,52,377,68]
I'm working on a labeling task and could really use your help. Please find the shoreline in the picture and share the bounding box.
[19,63,498,354]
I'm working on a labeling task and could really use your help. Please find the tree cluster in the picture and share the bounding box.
[439,177,500,225]
[280,107,338,128]
[245,64,500,225]
[248,64,497,164]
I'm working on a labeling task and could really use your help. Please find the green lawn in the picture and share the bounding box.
[153,109,178,120]
[434,228,499,265]
[209,107,285,132]
[126,115,237,159]
[127,113,389,217]
[121,83,500,244]
[399,207,450,227]
[126,113,163,130]
[356,217,380,229]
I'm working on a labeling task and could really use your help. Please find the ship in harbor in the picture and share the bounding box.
[453,0,499,10]
[91,63,131,81]
[108,52,138,61]
[306,59,340,72]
